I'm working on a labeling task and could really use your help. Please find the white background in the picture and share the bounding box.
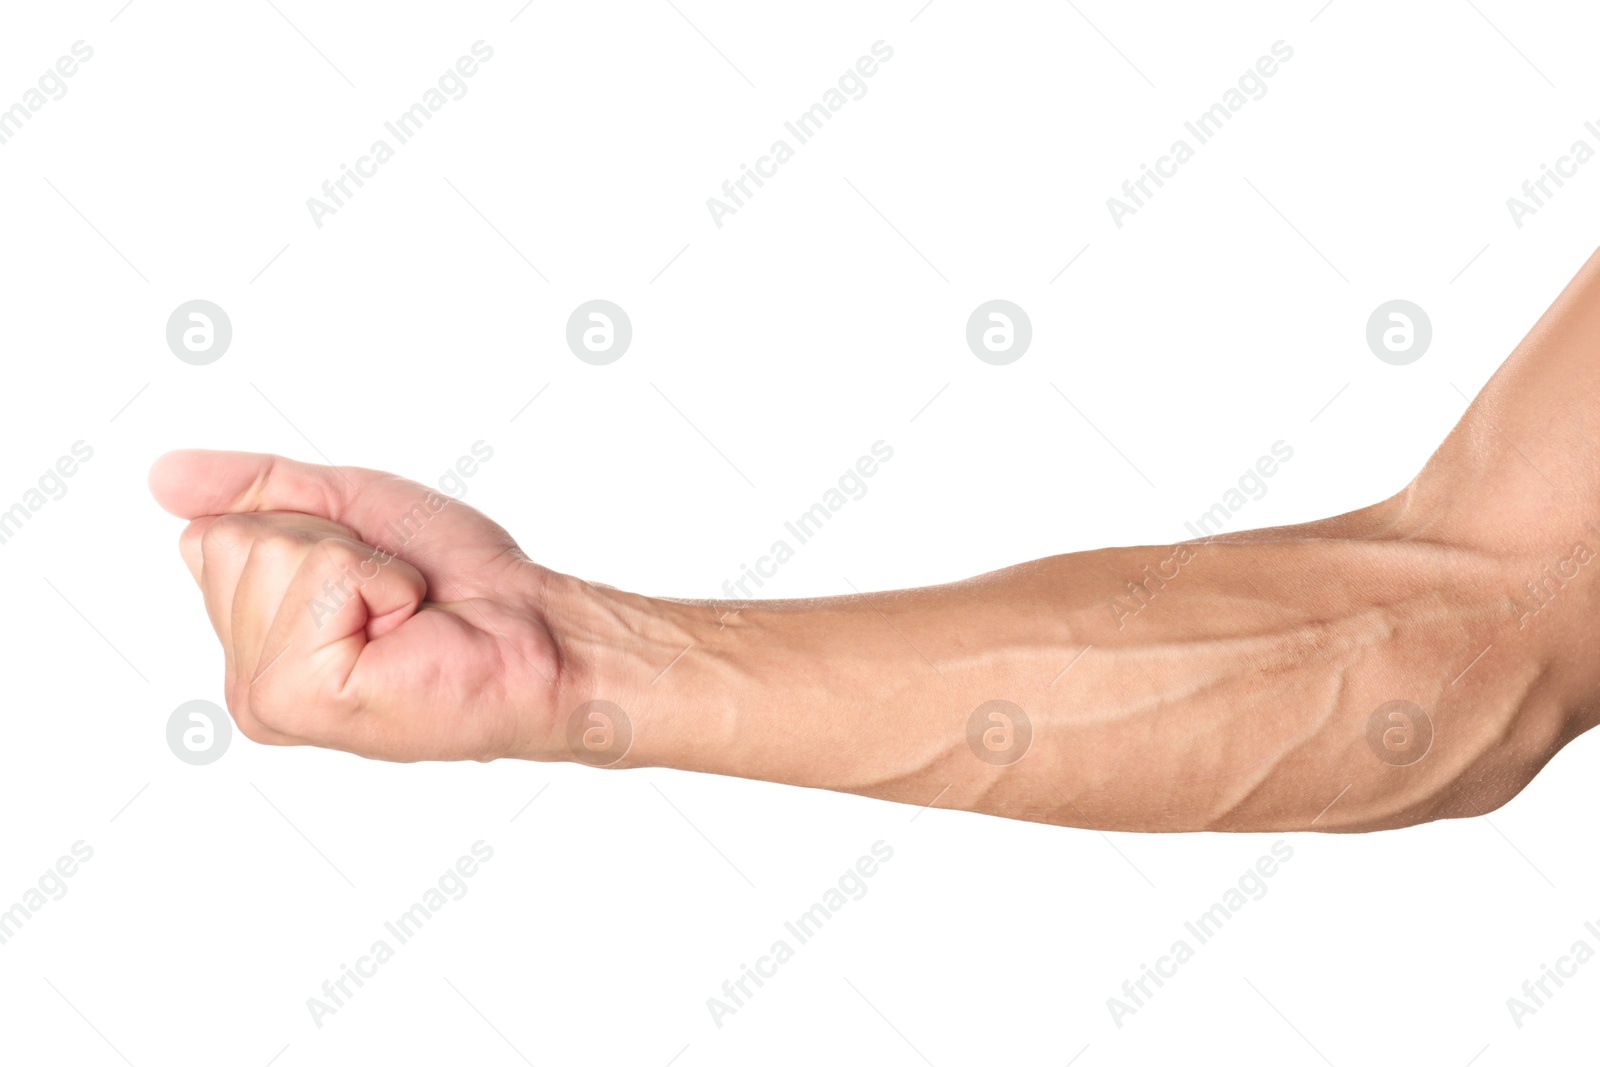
[1,0,1598,1063]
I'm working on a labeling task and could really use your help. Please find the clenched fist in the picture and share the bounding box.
[149,450,572,763]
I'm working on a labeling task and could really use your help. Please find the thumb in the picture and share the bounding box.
[151,449,525,597]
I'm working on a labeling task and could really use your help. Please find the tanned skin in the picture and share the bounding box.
[149,249,1600,833]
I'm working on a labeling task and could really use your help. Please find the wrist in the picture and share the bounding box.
[533,572,714,769]
[534,579,924,790]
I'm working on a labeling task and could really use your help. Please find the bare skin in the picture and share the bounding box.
[149,248,1600,833]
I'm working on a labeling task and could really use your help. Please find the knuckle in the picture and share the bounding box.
[178,519,207,556]
[246,526,319,572]
[200,512,257,558]
[315,536,380,573]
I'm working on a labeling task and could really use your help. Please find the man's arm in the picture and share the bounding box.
[550,522,1567,833]
[149,249,1600,833]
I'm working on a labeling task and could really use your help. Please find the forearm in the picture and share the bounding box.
[535,252,1600,832]
[544,519,1581,832]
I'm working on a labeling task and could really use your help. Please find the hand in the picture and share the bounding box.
[149,450,566,762]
